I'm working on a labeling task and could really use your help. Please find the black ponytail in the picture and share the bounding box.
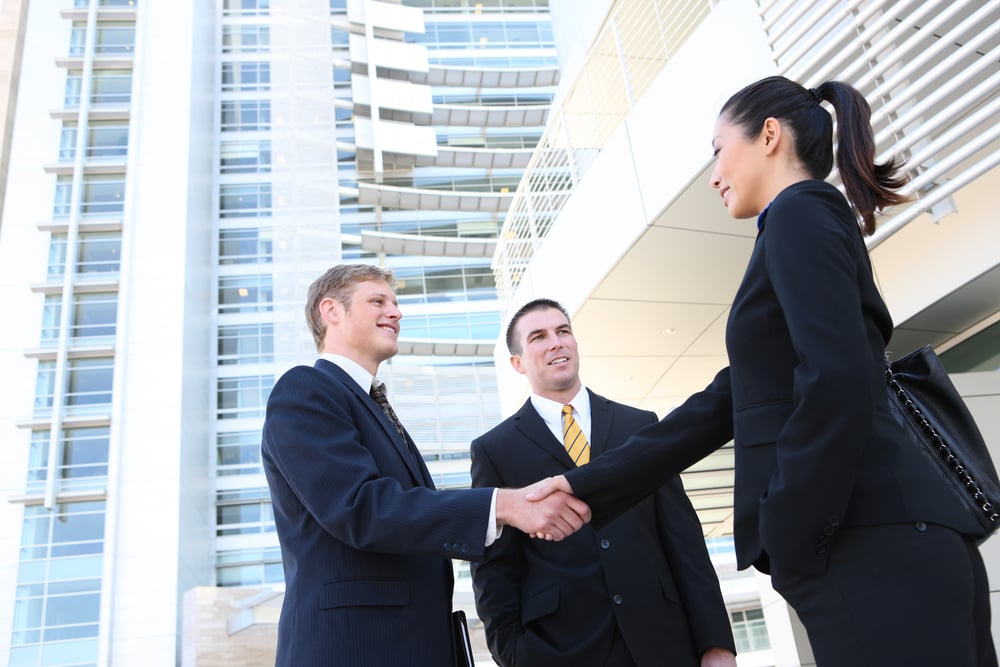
[720,76,910,235]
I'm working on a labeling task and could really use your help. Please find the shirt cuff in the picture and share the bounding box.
[485,488,502,546]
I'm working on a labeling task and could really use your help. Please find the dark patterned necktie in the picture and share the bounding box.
[370,381,407,440]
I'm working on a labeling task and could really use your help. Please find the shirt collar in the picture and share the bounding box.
[319,353,375,392]
[529,385,590,427]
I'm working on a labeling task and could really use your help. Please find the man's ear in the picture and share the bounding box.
[319,297,342,325]
[509,354,527,376]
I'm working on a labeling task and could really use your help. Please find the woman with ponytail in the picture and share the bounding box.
[530,76,997,666]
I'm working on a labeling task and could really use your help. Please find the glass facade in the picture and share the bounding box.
[209,0,554,587]
[9,1,134,662]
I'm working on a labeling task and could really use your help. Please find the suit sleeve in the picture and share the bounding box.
[469,437,525,666]
[654,476,737,656]
[262,366,493,559]
[566,368,734,527]
[756,191,876,568]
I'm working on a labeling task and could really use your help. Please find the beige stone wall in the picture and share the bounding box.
[181,587,278,667]
[179,585,502,665]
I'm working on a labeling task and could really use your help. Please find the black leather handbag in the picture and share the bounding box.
[885,345,1000,542]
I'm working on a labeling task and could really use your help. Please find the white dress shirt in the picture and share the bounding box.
[319,353,500,546]
[529,385,592,445]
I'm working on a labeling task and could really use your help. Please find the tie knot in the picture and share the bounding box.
[562,404,573,416]
[370,381,388,403]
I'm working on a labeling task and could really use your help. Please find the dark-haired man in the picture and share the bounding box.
[470,298,736,666]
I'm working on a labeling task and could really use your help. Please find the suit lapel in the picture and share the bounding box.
[514,400,576,469]
[314,360,433,487]
[587,389,613,459]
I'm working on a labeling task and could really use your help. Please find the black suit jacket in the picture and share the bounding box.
[470,390,735,666]
[262,359,494,666]
[565,180,980,576]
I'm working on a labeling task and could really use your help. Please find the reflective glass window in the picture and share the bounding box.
[41,292,118,343]
[220,140,271,174]
[217,431,265,475]
[220,183,271,217]
[218,323,274,365]
[222,25,270,53]
[221,100,271,132]
[218,275,273,313]
[47,232,122,278]
[217,375,273,419]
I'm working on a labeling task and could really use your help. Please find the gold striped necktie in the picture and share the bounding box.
[561,404,590,466]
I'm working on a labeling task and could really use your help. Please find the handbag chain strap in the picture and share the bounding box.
[885,364,1000,526]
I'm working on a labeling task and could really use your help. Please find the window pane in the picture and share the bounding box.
[65,358,114,407]
[218,275,273,313]
[87,122,129,159]
[72,293,118,339]
[77,233,122,273]
[44,593,100,627]
[218,323,274,364]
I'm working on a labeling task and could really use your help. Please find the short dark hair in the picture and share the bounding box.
[505,298,570,355]
[305,264,395,351]
[720,75,909,235]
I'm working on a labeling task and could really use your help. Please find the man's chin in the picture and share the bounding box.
[377,343,399,361]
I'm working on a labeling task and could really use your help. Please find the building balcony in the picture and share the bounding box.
[30,276,119,294]
[50,106,130,122]
[38,218,123,233]
[359,230,496,259]
[353,181,513,213]
[357,144,533,172]
[379,103,549,128]
[43,159,128,176]
[60,5,137,21]
[55,54,134,69]
[24,342,116,360]
[16,411,112,431]
[396,338,494,357]
[419,65,559,89]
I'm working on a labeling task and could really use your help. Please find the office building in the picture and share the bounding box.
[0,0,556,664]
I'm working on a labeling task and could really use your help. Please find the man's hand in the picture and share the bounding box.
[523,474,573,501]
[495,484,590,541]
[701,648,737,667]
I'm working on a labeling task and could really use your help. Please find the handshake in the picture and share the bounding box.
[495,475,589,541]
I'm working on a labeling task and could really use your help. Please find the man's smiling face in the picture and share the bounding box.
[325,279,401,373]
[510,307,582,401]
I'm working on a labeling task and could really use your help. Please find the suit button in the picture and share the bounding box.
[612,594,623,605]
[823,525,835,536]
[600,539,610,550]
[915,521,927,532]
[460,544,470,554]
[828,516,840,527]
[443,542,452,551]
[814,545,827,554]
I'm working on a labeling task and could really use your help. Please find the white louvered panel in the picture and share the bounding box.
[492,0,710,303]
[758,0,1000,247]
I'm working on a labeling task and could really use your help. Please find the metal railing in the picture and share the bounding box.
[492,0,713,301]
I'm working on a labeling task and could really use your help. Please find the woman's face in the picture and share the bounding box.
[709,116,770,219]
